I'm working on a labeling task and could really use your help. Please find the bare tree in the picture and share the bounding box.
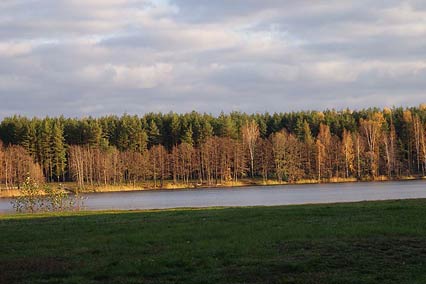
[242,120,259,178]
[420,123,426,176]
[413,114,422,173]
[360,113,385,178]
[341,129,354,178]
[68,145,85,189]
[256,138,273,182]
[316,123,331,181]
[271,131,303,182]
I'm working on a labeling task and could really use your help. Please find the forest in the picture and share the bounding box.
[1,105,426,190]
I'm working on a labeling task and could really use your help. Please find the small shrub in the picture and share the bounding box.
[11,177,85,213]
[11,177,42,213]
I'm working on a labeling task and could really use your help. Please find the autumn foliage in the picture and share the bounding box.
[1,106,426,189]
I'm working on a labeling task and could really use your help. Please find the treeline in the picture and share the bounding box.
[1,106,426,189]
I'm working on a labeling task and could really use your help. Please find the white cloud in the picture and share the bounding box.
[112,63,173,88]
[0,42,32,57]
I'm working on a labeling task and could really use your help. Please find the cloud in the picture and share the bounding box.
[82,63,173,88]
[0,42,32,57]
[0,0,425,118]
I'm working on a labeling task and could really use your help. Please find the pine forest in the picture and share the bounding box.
[1,105,426,190]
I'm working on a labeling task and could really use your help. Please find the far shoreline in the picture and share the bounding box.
[1,176,425,198]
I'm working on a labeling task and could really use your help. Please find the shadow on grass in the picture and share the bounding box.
[1,200,426,283]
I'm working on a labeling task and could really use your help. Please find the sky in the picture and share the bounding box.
[0,0,426,118]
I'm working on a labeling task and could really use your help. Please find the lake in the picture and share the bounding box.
[1,180,426,213]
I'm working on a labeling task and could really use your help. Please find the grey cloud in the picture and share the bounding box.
[0,0,425,118]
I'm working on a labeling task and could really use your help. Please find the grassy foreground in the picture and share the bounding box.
[2,200,426,283]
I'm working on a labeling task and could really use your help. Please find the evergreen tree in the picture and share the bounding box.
[148,120,161,147]
[181,126,194,146]
[37,119,53,181]
[51,121,67,181]
[22,119,38,157]
[170,113,181,147]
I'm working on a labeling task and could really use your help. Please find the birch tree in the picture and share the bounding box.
[242,120,259,178]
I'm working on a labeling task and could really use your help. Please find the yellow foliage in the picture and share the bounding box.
[403,110,412,123]
[383,107,392,115]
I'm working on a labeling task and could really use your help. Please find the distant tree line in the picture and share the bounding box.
[1,106,426,189]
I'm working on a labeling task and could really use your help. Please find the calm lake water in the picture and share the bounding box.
[1,180,426,213]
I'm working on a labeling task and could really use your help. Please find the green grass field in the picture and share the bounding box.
[2,199,426,283]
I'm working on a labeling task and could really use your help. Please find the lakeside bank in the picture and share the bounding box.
[2,175,426,198]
